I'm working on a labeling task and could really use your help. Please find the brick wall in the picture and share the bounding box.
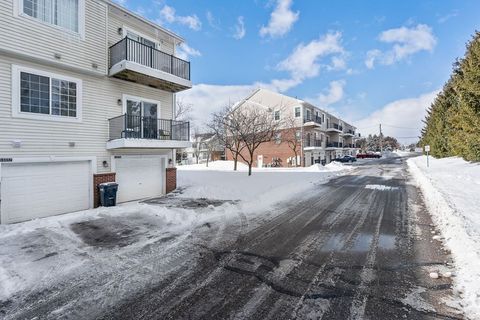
[93,172,116,208]
[226,139,300,168]
[166,167,177,193]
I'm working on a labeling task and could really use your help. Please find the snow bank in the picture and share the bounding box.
[178,164,350,213]
[177,161,353,213]
[407,156,480,319]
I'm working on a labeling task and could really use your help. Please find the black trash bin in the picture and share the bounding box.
[98,182,118,207]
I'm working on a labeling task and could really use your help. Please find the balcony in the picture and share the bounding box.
[326,123,343,133]
[109,37,192,93]
[303,115,322,127]
[343,144,356,148]
[107,114,191,149]
[342,129,355,136]
[304,139,323,149]
[326,142,343,149]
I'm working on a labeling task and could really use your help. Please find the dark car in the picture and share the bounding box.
[332,155,357,163]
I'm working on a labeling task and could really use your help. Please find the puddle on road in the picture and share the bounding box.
[320,233,396,253]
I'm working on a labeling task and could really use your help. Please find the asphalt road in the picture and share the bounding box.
[2,156,463,320]
[101,157,462,320]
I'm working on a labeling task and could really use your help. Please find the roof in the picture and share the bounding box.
[102,0,185,44]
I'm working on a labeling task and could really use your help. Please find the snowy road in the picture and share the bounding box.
[1,157,464,319]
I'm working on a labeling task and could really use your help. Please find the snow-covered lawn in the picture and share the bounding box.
[0,161,351,304]
[408,156,480,319]
[177,161,351,211]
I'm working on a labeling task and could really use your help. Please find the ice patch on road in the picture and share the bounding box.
[365,184,398,191]
[401,287,435,312]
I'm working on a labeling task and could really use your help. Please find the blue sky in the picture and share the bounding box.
[116,0,480,142]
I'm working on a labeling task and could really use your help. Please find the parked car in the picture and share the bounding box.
[332,156,357,163]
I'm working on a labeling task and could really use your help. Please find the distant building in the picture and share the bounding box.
[226,88,360,167]
[185,133,225,164]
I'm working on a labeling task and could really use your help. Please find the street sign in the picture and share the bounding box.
[425,145,430,167]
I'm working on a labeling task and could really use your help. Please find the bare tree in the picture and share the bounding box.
[281,116,303,167]
[209,104,246,171]
[235,105,283,176]
[174,99,193,121]
[203,133,220,167]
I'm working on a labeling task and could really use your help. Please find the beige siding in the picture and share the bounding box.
[108,7,176,55]
[0,57,174,173]
[0,0,108,74]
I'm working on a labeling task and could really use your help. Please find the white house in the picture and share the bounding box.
[0,0,192,223]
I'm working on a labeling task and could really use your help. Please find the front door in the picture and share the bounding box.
[125,98,159,139]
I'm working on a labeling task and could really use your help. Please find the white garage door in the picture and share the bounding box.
[115,156,164,203]
[0,161,91,224]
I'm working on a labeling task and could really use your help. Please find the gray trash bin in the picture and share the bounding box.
[98,182,118,207]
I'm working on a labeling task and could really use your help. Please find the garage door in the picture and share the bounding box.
[0,161,91,224]
[115,156,164,203]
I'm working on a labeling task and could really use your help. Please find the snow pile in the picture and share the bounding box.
[177,160,352,173]
[408,156,480,318]
[178,165,350,212]
[177,160,248,171]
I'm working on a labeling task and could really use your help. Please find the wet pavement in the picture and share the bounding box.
[99,157,463,319]
[0,157,464,319]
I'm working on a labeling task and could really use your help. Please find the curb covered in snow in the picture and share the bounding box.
[407,157,480,319]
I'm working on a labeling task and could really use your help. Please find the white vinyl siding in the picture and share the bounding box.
[21,0,81,33]
[108,7,175,56]
[0,57,174,174]
[0,0,105,73]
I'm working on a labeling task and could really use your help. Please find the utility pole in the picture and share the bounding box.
[379,123,383,153]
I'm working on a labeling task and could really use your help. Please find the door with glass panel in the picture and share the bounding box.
[126,31,157,67]
[125,98,159,139]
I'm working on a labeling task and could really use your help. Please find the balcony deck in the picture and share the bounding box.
[109,38,192,93]
[107,114,191,149]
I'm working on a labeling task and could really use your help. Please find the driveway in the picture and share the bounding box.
[0,157,463,319]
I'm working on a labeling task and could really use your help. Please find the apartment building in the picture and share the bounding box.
[226,89,359,167]
[0,0,192,223]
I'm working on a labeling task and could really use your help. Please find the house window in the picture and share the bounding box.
[274,110,280,121]
[306,109,311,120]
[126,30,157,48]
[295,130,301,141]
[294,107,300,118]
[22,0,80,33]
[14,65,82,121]
[275,132,281,144]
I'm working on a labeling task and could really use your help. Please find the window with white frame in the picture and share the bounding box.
[294,107,300,118]
[14,66,82,120]
[22,0,80,33]
[274,110,280,121]
[274,132,282,144]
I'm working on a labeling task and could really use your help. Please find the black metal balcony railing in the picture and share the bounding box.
[109,114,190,141]
[303,115,322,124]
[328,123,342,131]
[344,129,355,135]
[343,144,355,148]
[326,142,343,148]
[109,37,191,80]
[305,139,322,147]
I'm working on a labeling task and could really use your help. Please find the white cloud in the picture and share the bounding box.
[260,0,299,38]
[306,80,346,108]
[206,11,220,29]
[365,24,437,69]
[159,5,201,31]
[175,43,201,60]
[329,56,347,70]
[437,10,459,24]
[354,90,439,143]
[274,31,345,90]
[233,16,246,40]
[177,84,257,126]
